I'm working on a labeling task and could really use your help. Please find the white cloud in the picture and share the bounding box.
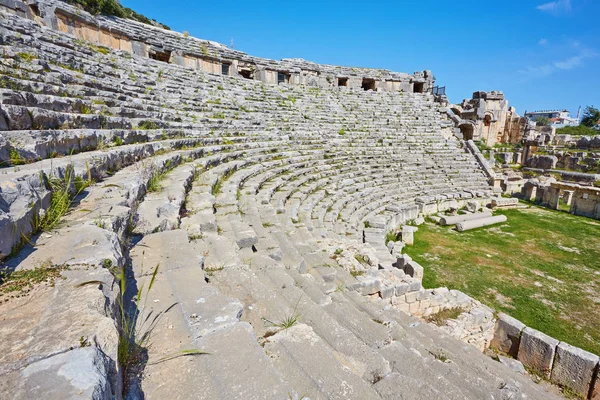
[539,38,548,45]
[536,0,572,15]
[554,55,583,70]
[519,48,596,79]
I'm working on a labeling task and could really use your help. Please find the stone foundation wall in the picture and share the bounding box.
[492,313,600,398]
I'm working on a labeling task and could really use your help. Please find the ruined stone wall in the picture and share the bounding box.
[492,313,600,397]
[521,180,600,220]
[571,186,600,219]
[16,0,434,93]
[456,92,528,147]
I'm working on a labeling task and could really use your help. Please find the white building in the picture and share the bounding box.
[524,109,579,128]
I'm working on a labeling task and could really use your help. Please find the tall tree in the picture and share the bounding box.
[581,105,600,127]
[533,116,551,126]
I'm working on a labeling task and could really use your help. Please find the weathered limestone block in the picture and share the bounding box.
[4,347,114,400]
[490,312,525,357]
[517,328,559,377]
[394,282,409,296]
[525,155,558,169]
[3,104,32,130]
[456,215,507,232]
[16,224,124,270]
[439,210,491,226]
[231,221,259,249]
[0,266,121,399]
[465,200,481,213]
[0,134,9,162]
[404,259,424,279]
[391,241,404,258]
[401,225,418,245]
[498,355,527,375]
[550,342,599,397]
[491,197,519,208]
[263,324,380,399]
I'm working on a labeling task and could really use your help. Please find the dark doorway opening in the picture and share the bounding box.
[149,50,171,63]
[30,4,40,16]
[361,78,376,91]
[239,69,253,79]
[278,72,290,84]
[337,77,348,87]
[460,124,474,140]
[413,82,424,93]
[222,63,230,76]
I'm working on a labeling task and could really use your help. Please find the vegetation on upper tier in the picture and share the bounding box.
[404,205,600,355]
[555,124,598,136]
[63,0,170,30]
[555,105,600,136]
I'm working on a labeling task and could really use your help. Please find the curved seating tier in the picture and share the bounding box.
[0,9,559,400]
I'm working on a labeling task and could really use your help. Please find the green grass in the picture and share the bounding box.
[17,52,36,62]
[262,296,302,330]
[404,205,600,355]
[146,163,172,193]
[40,167,91,232]
[9,148,25,166]
[0,262,66,295]
[426,307,463,326]
[137,120,158,130]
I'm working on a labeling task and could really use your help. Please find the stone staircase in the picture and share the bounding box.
[0,5,562,400]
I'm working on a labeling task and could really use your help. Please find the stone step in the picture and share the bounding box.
[129,230,295,399]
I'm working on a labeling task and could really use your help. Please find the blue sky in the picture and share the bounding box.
[123,0,598,118]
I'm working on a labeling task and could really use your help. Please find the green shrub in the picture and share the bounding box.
[137,120,158,130]
[555,125,598,136]
[65,0,170,29]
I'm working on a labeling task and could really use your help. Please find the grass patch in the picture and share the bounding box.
[385,231,399,245]
[17,52,36,62]
[137,120,158,130]
[204,265,224,277]
[426,307,463,326]
[9,148,25,165]
[404,205,600,355]
[40,166,91,232]
[350,268,365,277]
[354,254,369,265]
[0,262,67,296]
[146,163,173,193]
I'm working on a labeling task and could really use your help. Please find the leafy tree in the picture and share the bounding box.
[581,105,600,127]
[64,0,170,29]
[533,116,551,126]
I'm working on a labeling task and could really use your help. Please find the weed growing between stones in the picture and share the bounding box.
[385,230,399,245]
[146,162,172,193]
[81,261,206,395]
[263,296,302,330]
[426,307,463,326]
[429,349,450,363]
[9,148,26,166]
[39,165,92,232]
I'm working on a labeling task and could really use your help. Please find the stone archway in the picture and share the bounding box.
[459,123,474,140]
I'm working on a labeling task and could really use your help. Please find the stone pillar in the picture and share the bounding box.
[547,187,560,210]
[562,190,574,206]
[514,151,522,165]
[401,226,418,245]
